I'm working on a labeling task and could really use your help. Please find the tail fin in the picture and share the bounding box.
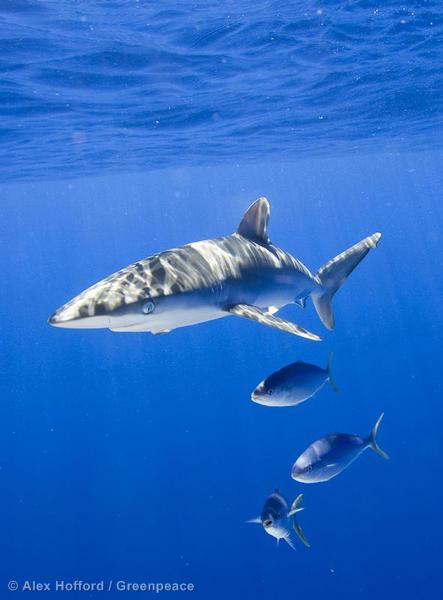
[289,494,311,548]
[368,413,389,460]
[288,493,304,517]
[293,520,311,548]
[327,352,340,393]
[312,233,381,329]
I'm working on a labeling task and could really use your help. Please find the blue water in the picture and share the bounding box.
[1,3,443,600]
[1,1,443,181]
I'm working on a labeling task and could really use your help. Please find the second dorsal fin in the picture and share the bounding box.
[237,197,270,244]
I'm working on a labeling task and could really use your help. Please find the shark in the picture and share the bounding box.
[48,197,381,339]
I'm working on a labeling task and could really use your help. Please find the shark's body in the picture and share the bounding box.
[49,197,381,338]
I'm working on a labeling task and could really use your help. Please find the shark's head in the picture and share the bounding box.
[48,266,159,330]
[48,298,111,329]
[48,292,156,330]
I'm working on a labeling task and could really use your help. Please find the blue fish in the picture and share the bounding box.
[247,490,310,549]
[291,413,389,483]
[252,353,339,407]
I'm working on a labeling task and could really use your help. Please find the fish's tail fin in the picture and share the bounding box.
[327,352,340,393]
[289,494,311,548]
[288,493,304,517]
[292,520,311,549]
[368,413,389,460]
[311,233,381,330]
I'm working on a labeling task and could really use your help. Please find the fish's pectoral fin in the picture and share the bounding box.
[246,517,262,524]
[225,304,321,341]
[237,197,270,244]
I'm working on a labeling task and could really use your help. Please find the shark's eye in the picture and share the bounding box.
[264,519,272,527]
[306,465,313,472]
[142,300,155,315]
[268,389,273,396]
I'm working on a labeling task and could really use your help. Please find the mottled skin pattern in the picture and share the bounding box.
[49,196,380,336]
[49,231,317,331]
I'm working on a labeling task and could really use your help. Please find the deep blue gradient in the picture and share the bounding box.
[1,1,443,181]
[1,2,443,599]
[1,155,442,598]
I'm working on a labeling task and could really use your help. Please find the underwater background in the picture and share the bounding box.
[1,1,442,599]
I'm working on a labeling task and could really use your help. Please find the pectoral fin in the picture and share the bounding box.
[225,304,321,341]
[246,517,262,524]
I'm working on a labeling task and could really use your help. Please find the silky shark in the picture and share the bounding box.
[48,197,381,339]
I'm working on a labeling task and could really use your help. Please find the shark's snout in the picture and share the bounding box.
[48,310,68,326]
[48,299,113,329]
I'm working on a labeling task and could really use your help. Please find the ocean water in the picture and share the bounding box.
[1,2,442,600]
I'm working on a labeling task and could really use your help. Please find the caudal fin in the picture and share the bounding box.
[288,493,304,518]
[368,413,389,460]
[327,352,340,393]
[311,233,381,329]
[289,494,311,548]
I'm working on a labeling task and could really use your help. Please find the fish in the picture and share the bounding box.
[48,197,381,338]
[251,352,339,407]
[291,413,389,483]
[247,490,310,550]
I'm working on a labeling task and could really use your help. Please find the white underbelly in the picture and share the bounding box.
[110,305,227,334]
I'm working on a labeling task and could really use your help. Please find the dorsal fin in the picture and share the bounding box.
[237,197,270,243]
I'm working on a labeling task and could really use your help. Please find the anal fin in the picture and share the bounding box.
[284,535,296,551]
[225,304,321,341]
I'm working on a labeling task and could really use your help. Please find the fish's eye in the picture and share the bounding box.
[306,465,313,472]
[268,389,273,396]
[142,300,155,315]
[264,519,272,527]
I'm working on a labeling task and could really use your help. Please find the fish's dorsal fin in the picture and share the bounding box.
[237,197,270,244]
